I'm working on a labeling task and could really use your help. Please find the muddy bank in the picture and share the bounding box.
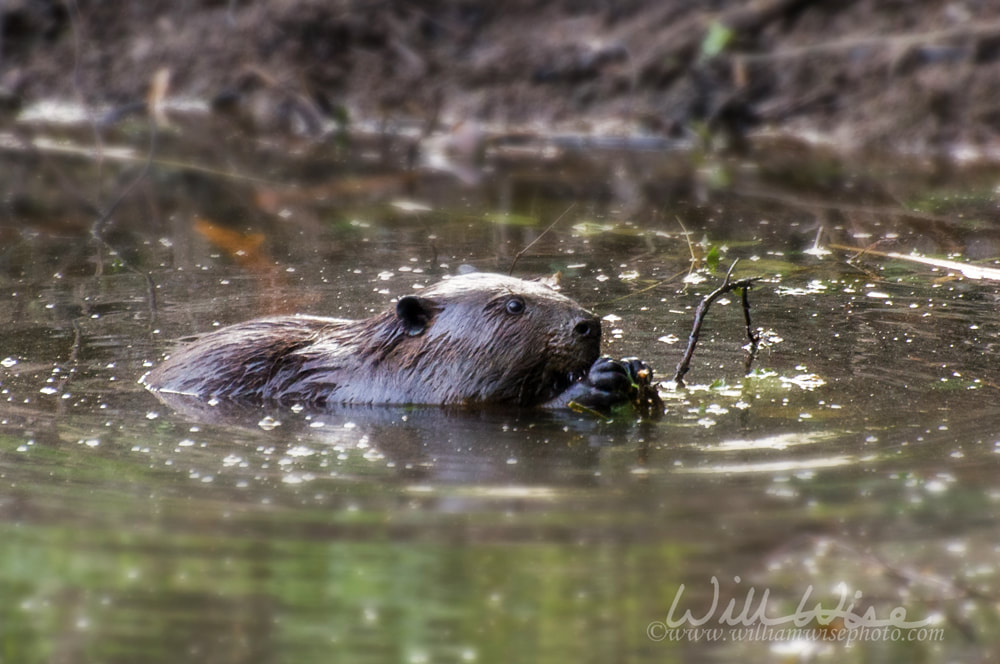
[5,0,1000,156]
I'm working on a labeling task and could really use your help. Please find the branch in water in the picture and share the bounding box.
[673,260,762,388]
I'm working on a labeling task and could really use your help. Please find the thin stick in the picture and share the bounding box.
[741,283,761,374]
[675,215,697,279]
[673,260,761,388]
[508,202,576,276]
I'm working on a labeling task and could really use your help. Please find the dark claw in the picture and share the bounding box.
[546,356,661,414]
[587,356,635,396]
[552,356,656,412]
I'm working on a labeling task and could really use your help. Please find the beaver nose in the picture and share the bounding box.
[573,316,601,340]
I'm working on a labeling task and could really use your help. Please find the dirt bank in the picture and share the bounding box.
[5,0,1000,156]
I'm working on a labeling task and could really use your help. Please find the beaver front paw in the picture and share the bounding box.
[550,356,662,415]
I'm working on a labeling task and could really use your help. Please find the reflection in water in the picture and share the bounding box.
[148,391,616,487]
[2,131,1000,662]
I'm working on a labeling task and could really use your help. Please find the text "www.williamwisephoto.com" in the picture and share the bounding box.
[646,576,945,644]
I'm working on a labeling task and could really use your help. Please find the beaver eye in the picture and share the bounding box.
[505,297,526,315]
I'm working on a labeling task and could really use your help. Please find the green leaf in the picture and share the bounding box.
[706,244,721,273]
[701,21,733,59]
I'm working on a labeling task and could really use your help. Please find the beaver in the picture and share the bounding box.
[142,272,653,409]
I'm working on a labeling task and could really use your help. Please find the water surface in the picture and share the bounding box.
[2,125,999,662]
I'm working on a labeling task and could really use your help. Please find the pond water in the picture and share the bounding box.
[2,122,1000,663]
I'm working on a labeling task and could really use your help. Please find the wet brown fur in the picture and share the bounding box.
[142,273,602,406]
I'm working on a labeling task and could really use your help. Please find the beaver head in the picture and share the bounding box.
[380,272,602,405]
[267,272,601,406]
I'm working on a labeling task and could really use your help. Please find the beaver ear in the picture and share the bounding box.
[396,296,434,336]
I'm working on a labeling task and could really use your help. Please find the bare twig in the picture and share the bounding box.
[673,259,762,387]
[675,215,697,279]
[508,202,576,276]
[741,283,761,374]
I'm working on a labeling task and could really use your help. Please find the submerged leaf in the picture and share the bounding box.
[482,212,539,227]
[194,217,270,271]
